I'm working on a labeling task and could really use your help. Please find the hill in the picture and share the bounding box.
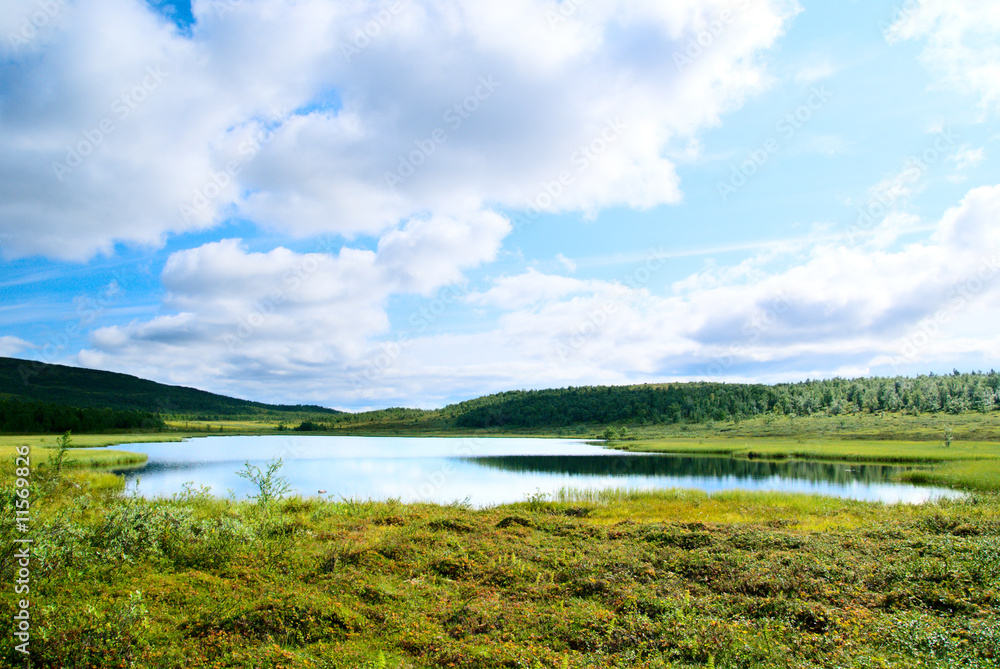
[444,373,1000,429]
[3,356,999,437]
[0,357,338,418]
[318,372,1000,437]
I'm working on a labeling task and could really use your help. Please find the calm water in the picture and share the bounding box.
[114,435,962,506]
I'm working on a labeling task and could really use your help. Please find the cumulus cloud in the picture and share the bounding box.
[427,184,1000,394]
[949,145,986,171]
[78,210,510,399]
[0,335,33,357]
[78,183,1000,407]
[1,0,799,260]
[886,0,1000,114]
[464,269,606,310]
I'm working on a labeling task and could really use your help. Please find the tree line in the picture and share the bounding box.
[451,371,1000,429]
[0,397,166,434]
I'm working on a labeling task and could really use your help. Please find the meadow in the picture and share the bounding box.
[1,412,998,668]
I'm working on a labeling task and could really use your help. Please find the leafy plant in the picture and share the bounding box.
[525,488,551,512]
[236,457,293,506]
[52,430,71,475]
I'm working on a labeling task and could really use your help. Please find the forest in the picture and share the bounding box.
[0,397,166,433]
[449,371,1000,429]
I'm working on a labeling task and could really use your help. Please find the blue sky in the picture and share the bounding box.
[1,0,998,410]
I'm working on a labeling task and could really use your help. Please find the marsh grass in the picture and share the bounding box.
[0,444,147,472]
[900,458,1000,492]
[2,417,999,667]
[2,468,998,668]
[615,436,1000,492]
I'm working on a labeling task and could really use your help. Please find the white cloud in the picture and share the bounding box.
[79,184,1000,407]
[78,209,511,398]
[793,59,836,85]
[795,134,851,156]
[948,145,986,171]
[555,253,577,273]
[0,335,33,357]
[886,0,1000,114]
[1,0,800,260]
[465,268,606,310]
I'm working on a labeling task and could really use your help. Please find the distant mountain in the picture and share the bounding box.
[0,357,339,417]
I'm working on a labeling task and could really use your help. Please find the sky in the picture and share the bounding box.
[1,0,999,411]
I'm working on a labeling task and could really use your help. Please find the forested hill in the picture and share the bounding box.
[3,356,999,433]
[447,372,1000,429]
[0,357,339,417]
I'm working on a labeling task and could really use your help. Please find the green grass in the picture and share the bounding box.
[3,475,998,668]
[608,410,1000,442]
[612,436,1000,492]
[303,407,1000,442]
[546,487,887,530]
[0,441,148,469]
[899,459,1000,492]
[614,436,998,463]
[0,432,184,449]
[2,414,998,665]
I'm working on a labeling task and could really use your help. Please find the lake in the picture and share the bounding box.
[114,435,962,506]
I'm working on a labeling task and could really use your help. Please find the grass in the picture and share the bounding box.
[2,472,998,668]
[610,435,1000,492]
[620,410,1000,442]
[0,440,147,469]
[899,459,1000,492]
[547,487,889,531]
[2,412,998,666]
[614,437,999,463]
[164,419,288,433]
[315,409,1000,442]
[0,433,184,449]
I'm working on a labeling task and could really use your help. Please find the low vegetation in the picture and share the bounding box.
[1,454,998,668]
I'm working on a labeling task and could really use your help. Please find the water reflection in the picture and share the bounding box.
[470,454,908,485]
[114,435,961,506]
